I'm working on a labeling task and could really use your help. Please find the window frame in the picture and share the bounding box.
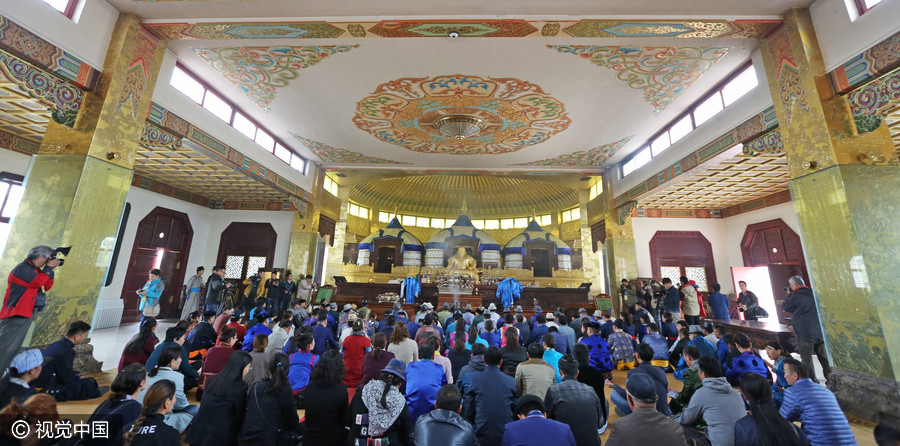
[41,0,79,18]
[0,173,25,224]
[855,0,883,14]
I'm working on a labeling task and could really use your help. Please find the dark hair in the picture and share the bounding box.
[683,345,700,361]
[874,423,900,446]
[647,322,659,333]
[548,326,559,334]
[435,384,462,411]
[515,314,524,323]
[515,395,544,416]
[378,371,404,409]
[164,326,187,343]
[125,318,157,354]
[149,268,162,276]
[622,312,633,326]
[679,327,689,338]
[542,333,555,349]
[526,342,544,360]
[426,336,442,355]
[765,341,782,351]
[317,310,327,322]
[662,278,672,284]
[471,344,487,356]
[636,343,654,363]
[483,346,503,366]
[219,327,237,344]
[664,312,673,323]
[66,321,91,338]
[418,344,435,361]
[698,356,723,378]
[502,326,519,350]
[740,373,806,446]
[206,352,251,398]
[536,314,546,324]
[310,350,344,387]
[558,355,578,378]
[680,276,689,285]
[372,333,387,359]
[723,333,736,346]
[676,320,689,329]
[150,345,183,377]
[467,322,479,344]
[453,325,467,353]
[109,363,147,402]
[505,313,514,325]
[253,334,268,352]
[278,319,292,329]
[268,353,291,395]
[483,319,495,333]
[290,332,314,353]
[601,309,611,319]
[573,343,590,367]
[735,333,752,349]
[783,357,809,379]
[125,380,175,446]
[385,315,397,327]
[423,313,435,326]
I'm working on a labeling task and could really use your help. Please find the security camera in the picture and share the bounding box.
[449,30,460,38]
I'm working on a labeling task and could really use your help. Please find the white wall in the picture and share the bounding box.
[0,0,118,70]
[0,149,32,175]
[631,201,802,295]
[811,0,900,71]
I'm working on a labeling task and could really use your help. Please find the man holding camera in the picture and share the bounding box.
[619,279,638,315]
[782,276,831,384]
[0,246,59,372]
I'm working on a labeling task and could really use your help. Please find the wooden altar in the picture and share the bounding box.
[707,318,798,354]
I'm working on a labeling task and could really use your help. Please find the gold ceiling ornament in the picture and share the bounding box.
[433,115,485,140]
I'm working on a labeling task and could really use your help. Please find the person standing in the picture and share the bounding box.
[297,274,314,301]
[662,278,682,321]
[181,266,205,321]
[137,269,164,326]
[708,283,730,320]
[204,266,231,314]
[680,276,700,326]
[0,246,58,372]
[264,271,281,314]
[279,272,296,315]
[619,279,638,315]
[241,268,263,313]
[738,281,760,321]
[782,276,831,384]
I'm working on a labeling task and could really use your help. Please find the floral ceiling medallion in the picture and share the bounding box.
[194,45,358,111]
[513,136,633,167]
[548,45,729,113]
[352,74,571,155]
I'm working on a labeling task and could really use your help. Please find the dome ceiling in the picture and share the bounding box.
[349,175,580,217]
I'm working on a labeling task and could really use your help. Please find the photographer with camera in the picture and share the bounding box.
[618,279,637,315]
[0,246,60,373]
[737,281,761,321]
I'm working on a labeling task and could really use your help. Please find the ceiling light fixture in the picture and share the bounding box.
[433,115,485,140]
[449,30,460,38]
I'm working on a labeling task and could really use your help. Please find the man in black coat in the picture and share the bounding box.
[783,276,831,383]
[204,266,231,314]
[32,321,105,401]
[462,346,519,446]
[414,384,476,445]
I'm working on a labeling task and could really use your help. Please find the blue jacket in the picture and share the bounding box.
[614,362,672,416]
[661,322,678,346]
[771,356,788,406]
[542,348,563,384]
[138,278,164,310]
[664,286,681,312]
[405,360,447,423]
[578,335,614,373]
[479,331,502,347]
[780,378,857,446]
[311,323,339,355]
[501,412,576,446]
[725,351,770,386]
[402,276,421,304]
[708,291,730,320]
[717,339,730,365]
[145,341,198,379]
[243,323,272,352]
[496,278,523,308]
[688,336,717,359]
[642,333,670,361]
[463,366,518,446]
[550,332,569,356]
[287,350,318,391]
[530,325,549,345]
[599,320,615,340]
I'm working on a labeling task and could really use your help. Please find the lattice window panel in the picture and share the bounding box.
[247,256,267,277]
[660,266,681,282]
[225,255,245,279]
[685,267,708,292]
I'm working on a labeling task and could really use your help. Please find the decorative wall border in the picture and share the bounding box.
[720,189,792,218]
[0,15,99,89]
[0,49,84,114]
[633,208,722,219]
[131,174,214,208]
[615,105,779,206]
[846,65,900,116]
[0,129,41,155]
[144,19,780,41]
[830,30,900,94]
[146,102,311,204]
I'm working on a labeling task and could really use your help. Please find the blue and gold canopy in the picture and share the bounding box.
[358,218,424,253]
[426,215,500,252]
[503,220,572,255]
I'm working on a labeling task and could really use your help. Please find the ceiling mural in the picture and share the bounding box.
[194,45,359,111]
[548,45,729,112]
[289,132,411,165]
[352,74,571,155]
[512,136,633,167]
[144,19,780,41]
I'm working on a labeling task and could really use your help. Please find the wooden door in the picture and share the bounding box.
[531,249,552,277]
[375,247,396,273]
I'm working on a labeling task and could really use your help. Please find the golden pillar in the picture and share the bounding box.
[286,168,323,278]
[760,9,899,421]
[602,171,638,310]
[578,190,605,297]
[323,188,350,286]
[0,15,166,345]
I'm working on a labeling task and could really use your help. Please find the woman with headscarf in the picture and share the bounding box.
[348,358,413,446]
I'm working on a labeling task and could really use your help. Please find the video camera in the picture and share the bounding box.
[49,246,72,266]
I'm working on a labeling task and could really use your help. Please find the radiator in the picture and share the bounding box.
[92,298,124,329]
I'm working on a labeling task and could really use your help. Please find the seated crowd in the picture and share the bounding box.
[0,276,890,446]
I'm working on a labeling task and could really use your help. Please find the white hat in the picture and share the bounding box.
[545,312,556,320]
[423,302,434,310]
[488,303,497,310]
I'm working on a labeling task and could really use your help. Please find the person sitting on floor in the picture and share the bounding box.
[266,319,292,356]
[779,358,856,446]
[85,363,146,446]
[725,333,770,386]
[573,343,607,427]
[138,345,197,433]
[734,372,809,446]
[287,332,318,393]
[669,345,702,415]
[187,311,218,360]
[414,383,476,445]
[225,312,247,350]
[349,358,413,446]
[671,356,746,446]
[241,311,271,352]
[514,342,555,401]
[605,373,687,446]
[541,334,564,383]
[33,320,105,402]
[0,349,42,406]
[405,343,447,423]
[145,326,199,391]
[463,346,519,446]
[643,322,671,368]
[300,350,349,446]
[545,355,605,446]
[668,327,690,375]
[660,312,679,347]
[239,353,301,445]
[197,327,237,400]
[578,321,614,373]
[501,394,576,446]
[311,309,339,356]
[765,341,789,408]
[607,343,672,417]
[118,318,158,372]
[185,352,251,446]
[122,380,181,446]
[608,319,637,370]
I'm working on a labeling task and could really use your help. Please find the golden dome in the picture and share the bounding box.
[349,175,579,218]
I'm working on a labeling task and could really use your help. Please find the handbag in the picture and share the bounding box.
[34,291,47,312]
[253,382,302,446]
[753,306,770,319]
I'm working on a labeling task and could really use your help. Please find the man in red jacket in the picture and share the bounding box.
[0,246,59,372]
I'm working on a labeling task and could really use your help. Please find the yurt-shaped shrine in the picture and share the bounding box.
[503,220,572,276]
[357,218,424,273]
[425,215,502,268]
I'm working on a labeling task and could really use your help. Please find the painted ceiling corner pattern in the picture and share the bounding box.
[353,74,571,155]
[548,45,729,112]
[289,132,410,165]
[512,136,633,167]
[195,45,359,111]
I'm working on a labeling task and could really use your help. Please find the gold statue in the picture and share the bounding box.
[447,247,477,277]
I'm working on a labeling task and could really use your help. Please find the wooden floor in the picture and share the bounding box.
[55,367,877,445]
